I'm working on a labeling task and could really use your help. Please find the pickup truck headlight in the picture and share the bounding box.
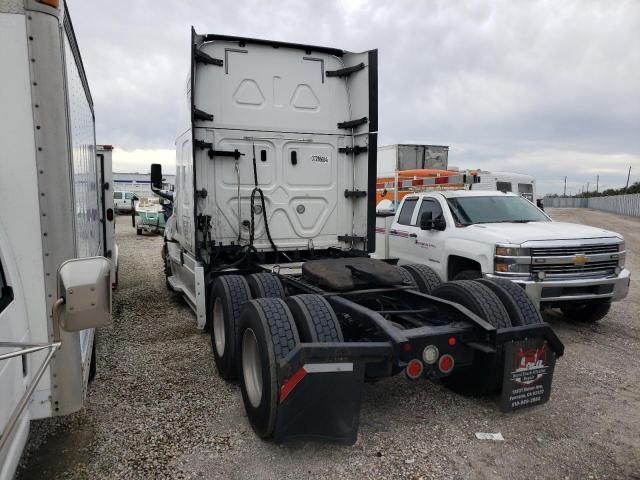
[494,262,530,274]
[618,240,626,267]
[494,244,531,275]
[495,245,530,257]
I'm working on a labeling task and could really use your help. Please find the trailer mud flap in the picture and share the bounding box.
[274,361,366,444]
[499,338,556,412]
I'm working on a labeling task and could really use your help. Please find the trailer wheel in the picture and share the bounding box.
[400,264,441,294]
[247,272,286,298]
[392,266,418,289]
[476,278,542,326]
[210,275,252,380]
[238,298,300,438]
[136,227,142,235]
[432,280,512,329]
[286,294,344,342]
[432,280,511,395]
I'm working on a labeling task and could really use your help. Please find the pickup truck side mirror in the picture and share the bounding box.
[433,216,446,231]
[420,211,433,230]
[150,163,163,189]
[54,257,112,334]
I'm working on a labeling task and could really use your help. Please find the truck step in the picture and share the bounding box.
[167,276,197,311]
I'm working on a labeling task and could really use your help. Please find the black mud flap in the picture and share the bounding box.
[499,337,557,412]
[273,342,391,444]
[274,361,366,444]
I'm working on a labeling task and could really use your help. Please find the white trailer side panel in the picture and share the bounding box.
[0,11,46,476]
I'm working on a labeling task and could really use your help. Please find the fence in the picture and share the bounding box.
[544,194,640,217]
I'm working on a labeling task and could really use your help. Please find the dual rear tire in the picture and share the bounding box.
[208,273,343,438]
[431,277,542,395]
[238,295,343,438]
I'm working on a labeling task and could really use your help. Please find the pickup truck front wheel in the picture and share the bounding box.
[562,300,612,322]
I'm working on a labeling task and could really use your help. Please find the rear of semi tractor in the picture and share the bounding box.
[155,30,564,444]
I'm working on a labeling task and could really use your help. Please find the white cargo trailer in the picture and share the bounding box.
[0,2,114,477]
[377,144,449,177]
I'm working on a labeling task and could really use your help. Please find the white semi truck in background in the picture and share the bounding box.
[1,2,114,478]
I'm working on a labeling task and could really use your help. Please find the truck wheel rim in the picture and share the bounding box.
[242,328,263,408]
[213,298,226,356]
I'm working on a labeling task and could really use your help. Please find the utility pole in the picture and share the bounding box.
[625,166,632,193]
[596,175,599,193]
[563,176,567,197]
[586,182,589,195]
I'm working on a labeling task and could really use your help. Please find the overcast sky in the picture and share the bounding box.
[69,0,640,195]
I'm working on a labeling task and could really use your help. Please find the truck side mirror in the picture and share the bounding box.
[420,211,433,230]
[54,257,112,333]
[433,217,447,231]
[150,163,163,189]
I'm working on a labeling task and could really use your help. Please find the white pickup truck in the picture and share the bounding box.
[375,190,630,321]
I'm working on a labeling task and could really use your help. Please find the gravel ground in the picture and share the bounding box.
[16,209,640,479]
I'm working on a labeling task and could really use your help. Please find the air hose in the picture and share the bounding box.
[249,142,279,254]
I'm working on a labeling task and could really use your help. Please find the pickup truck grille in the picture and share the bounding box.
[531,260,618,278]
[530,244,619,256]
[530,243,620,278]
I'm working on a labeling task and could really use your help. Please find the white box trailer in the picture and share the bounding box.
[0,2,114,477]
[378,144,449,177]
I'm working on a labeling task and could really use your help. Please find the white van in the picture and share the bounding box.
[113,190,136,213]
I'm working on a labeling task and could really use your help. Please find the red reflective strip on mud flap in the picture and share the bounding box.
[278,363,355,403]
[279,367,307,403]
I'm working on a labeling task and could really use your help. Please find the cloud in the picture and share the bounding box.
[68,0,640,195]
[112,148,175,175]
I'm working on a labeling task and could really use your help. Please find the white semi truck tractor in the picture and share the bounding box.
[154,30,564,444]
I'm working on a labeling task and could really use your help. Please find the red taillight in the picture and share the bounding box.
[448,337,456,346]
[438,354,454,374]
[106,208,114,221]
[405,359,423,380]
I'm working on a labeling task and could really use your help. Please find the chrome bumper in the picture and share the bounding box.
[485,269,631,308]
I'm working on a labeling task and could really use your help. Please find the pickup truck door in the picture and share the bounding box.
[388,197,419,264]
[407,197,447,275]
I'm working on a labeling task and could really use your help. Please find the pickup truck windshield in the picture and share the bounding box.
[446,196,549,225]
